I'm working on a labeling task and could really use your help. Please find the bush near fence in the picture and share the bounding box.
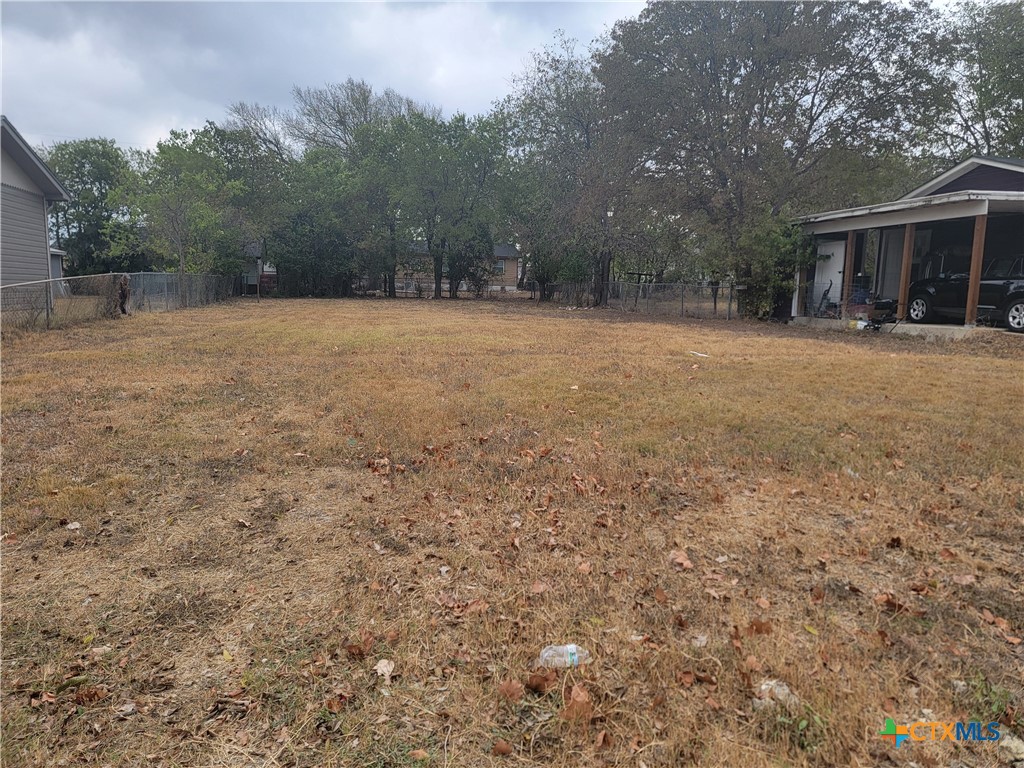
[1,272,237,332]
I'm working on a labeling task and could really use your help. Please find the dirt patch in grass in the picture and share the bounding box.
[2,299,1022,767]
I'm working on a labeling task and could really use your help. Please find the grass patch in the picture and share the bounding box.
[2,299,1022,767]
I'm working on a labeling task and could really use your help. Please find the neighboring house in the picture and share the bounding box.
[1,116,71,286]
[240,240,277,295]
[397,242,522,294]
[792,156,1024,325]
[490,243,522,290]
[49,246,67,282]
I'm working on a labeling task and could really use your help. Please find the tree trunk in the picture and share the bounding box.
[595,244,612,306]
[178,249,187,308]
[433,238,446,299]
[387,220,397,298]
[433,252,443,299]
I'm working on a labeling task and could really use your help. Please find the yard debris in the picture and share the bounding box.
[688,351,709,357]
[999,732,1024,763]
[65,521,81,531]
[373,659,396,685]
[751,680,800,711]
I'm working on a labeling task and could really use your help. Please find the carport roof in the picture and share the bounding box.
[795,190,1024,236]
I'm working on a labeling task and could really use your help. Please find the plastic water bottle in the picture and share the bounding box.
[536,644,591,668]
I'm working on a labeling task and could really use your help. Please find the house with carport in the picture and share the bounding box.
[791,156,1024,328]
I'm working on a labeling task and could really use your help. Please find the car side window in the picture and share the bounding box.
[983,257,1012,279]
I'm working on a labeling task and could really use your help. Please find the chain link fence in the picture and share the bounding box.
[528,280,740,319]
[1,272,238,333]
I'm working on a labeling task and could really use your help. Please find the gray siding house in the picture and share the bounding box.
[1,116,71,286]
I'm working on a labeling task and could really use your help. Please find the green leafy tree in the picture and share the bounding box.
[499,34,621,303]
[737,214,817,319]
[43,138,147,274]
[390,113,504,298]
[928,1,1024,158]
[138,125,249,296]
[596,1,943,305]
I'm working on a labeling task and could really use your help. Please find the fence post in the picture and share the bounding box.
[728,283,734,320]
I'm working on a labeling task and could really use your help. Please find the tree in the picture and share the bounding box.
[499,34,621,303]
[43,138,146,274]
[287,78,440,159]
[596,2,943,289]
[138,125,249,297]
[927,1,1024,158]
[267,149,358,296]
[390,113,504,299]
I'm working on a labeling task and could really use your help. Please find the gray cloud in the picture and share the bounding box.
[1,1,642,149]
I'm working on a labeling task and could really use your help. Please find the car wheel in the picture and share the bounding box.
[1004,298,1024,333]
[907,295,933,323]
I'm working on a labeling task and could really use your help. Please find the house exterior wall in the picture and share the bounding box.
[932,166,1024,196]
[1,181,50,286]
[490,258,521,289]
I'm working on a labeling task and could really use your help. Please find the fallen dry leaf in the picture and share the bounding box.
[491,739,513,756]
[373,659,395,685]
[654,587,669,604]
[497,679,525,702]
[465,598,490,614]
[408,748,429,760]
[669,549,694,569]
[527,669,558,694]
[530,581,550,595]
[595,729,613,750]
[561,683,593,722]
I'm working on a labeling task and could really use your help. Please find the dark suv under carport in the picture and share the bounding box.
[907,255,1024,332]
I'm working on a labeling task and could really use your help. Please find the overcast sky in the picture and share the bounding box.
[2,1,643,150]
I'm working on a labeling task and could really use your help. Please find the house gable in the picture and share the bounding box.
[2,145,43,194]
[902,156,1024,199]
[0,116,71,201]
[930,164,1024,196]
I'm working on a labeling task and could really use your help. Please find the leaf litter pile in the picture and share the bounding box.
[2,300,1022,767]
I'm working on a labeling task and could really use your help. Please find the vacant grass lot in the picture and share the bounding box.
[2,299,1022,768]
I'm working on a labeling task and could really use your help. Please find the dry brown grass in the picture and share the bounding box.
[2,299,1022,768]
